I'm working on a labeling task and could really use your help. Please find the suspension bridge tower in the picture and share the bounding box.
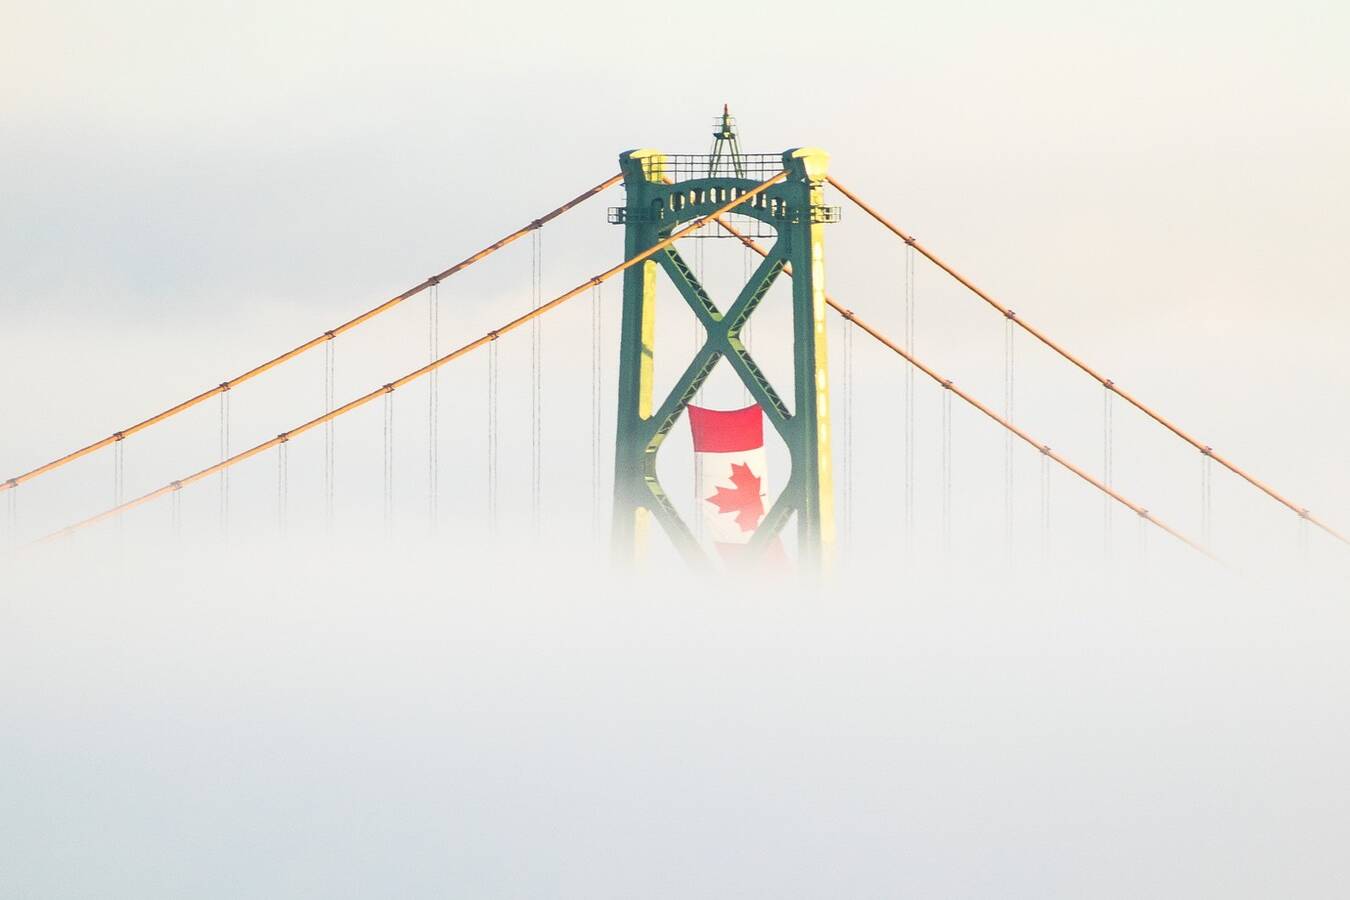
[610,108,839,567]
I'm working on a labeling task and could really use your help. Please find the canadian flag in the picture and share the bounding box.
[688,404,775,559]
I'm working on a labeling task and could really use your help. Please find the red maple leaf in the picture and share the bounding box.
[706,462,765,533]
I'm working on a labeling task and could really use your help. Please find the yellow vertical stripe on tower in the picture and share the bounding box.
[793,147,837,563]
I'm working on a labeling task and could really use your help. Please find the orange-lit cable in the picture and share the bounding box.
[37,172,788,542]
[707,213,1214,560]
[2,173,625,496]
[826,176,1346,549]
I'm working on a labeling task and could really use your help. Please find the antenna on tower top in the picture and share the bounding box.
[709,105,745,177]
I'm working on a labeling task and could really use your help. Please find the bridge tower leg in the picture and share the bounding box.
[610,145,837,569]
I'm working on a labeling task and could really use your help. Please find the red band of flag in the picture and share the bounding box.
[687,404,764,453]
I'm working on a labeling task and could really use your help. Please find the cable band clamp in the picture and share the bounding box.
[113,432,126,442]
[219,382,231,391]
[1103,380,1116,392]
[1005,309,1017,319]
[903,236,917,245]
[1200,446,1213,457]
[382,384,395,394]
[170,480,183,491]
[277,433,290,443]
[324,330,336,341]
[4,478,17,488]
[487,331,500,342]
[941,379,953,390]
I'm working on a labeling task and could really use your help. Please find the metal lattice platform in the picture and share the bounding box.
[639,153,787,181]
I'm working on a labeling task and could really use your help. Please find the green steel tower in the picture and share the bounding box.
[610,114,839,568]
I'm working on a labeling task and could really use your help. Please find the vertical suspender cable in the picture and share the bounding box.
[282,440,288,535]
[383,390,394,537]
[113,438,123,507]
[1138,509,1147,562]
[530,230,542,537]
[114,437,125,529]
[843,317,853,551]
[904,244,916,549]
[941,383,952,552]
[5,483,15,546]
[1200,450,1212,548]
[1103,385,1114,555]
[277,440,288,537]
[591,283,602,542]
[696,240,704,362]
[219,390,230,533]
[742,241,752,405]
[172,486,182,538]
[1004,315,1015,553]
[429,283,440,531]
[693,240,704,394]
[693,238,704,546]
[488,339,499,536]
[1040,448,1051,561]
[693,434,703,547]
[325,337,335,532]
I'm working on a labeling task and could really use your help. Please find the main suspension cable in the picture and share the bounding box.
[36,172,787,543]
[827,176,1348,548]
[3,173,625,497]
[704,211,1214,560]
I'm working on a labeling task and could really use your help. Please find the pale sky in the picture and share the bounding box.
[3,0,1347,547]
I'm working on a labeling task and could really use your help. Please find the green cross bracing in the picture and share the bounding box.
[610,147,837,568]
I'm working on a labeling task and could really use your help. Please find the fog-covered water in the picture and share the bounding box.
[4,535,1349,898]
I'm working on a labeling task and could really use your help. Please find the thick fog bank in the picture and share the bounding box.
[3,538,1348,898]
